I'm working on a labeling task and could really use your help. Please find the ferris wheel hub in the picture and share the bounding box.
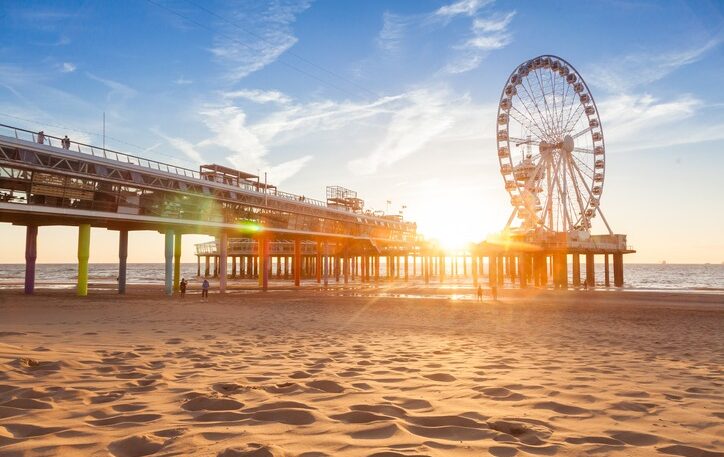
[562,135,574,153]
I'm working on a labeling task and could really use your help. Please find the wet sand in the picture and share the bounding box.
[0,286,722,456]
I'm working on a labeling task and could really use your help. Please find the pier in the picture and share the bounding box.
[1,123,634,294]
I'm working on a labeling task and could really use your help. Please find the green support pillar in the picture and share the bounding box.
[77,224,90,296]
[173,233,182,292]
[164,230,174,296]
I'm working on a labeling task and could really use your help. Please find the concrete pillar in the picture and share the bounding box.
[374,256,380,283]
[219,232,228,293]
[425,256,431,284]
[572,254,581,287]
[519,254,527,288]
[404,255,409,281]
[232,256,237,278]
[294,240,301,286]
[497,256,504,285]
[163,229,173,296]
[77,224,91,297]
[323,242,329,287]
[604,254,610,287]
[197,256,201,277]
[510,256,516,283]
[173,233,182,292]
[472,255,478,287]
[613,253,624,287]
[489,256,497,286]
[439,255,445,283]
[261,238,269,290]
[213,255,218,278]
[24,225,38,295]
[586,253,595,287]
[204,256,210,277]
[118,229,128,294]
[541,255,548,286]
[316,241,322,284]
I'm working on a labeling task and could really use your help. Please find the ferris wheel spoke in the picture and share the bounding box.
[563,103,587,135]
[573,147,593,154]
[550,69,560,137]
[533,69,556,136]
[510,137,541,146]
[513,90,548,135]
[571,154,595,177]
[571,127,591,139]
[509,106,546,141]
[558,80,572,135]
[521,75,555,136]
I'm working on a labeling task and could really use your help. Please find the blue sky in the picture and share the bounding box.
[1,0,723,263]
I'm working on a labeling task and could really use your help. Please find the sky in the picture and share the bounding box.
[0,0,723,264]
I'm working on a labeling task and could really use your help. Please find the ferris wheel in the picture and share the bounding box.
[496,55,612,235]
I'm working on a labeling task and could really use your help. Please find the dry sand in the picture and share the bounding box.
[0,286,722,457]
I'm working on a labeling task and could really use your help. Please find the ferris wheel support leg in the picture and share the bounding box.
[505,207,518,230]
[596,206,614,235]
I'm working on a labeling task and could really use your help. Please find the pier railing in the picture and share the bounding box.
[0,123,339,212]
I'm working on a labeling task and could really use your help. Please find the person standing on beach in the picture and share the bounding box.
[491,285,498,301]
[477,285,483,302]
[180,278,187,298]
[201,279,209,301]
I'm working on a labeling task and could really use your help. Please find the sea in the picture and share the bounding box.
[0,263,722,292]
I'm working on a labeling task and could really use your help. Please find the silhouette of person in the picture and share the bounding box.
[477,285,483,302]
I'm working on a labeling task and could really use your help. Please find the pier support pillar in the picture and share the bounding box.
[173,233,182,292]
[489,256,497,286]
[472,255,478,287]
[613,253,624,287]
[232,256,236,278]
[404,255,409,281]
[294,240,301,286]
[497,256,504,286]
[260,238,270,291]
[439,255,445,283]
[586,253,595,287]
[205,256,210,277]
[24,225,38,295]
[519,255,527,289]
[77,224,91,297]
[323,242,329,287]
[572,254,581,287]
[604,254,610,287]
[316,242,322,284]
[219,232,228,293]
[163,229,173,296]
[118,229,128,295]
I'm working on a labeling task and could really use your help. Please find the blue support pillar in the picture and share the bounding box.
[164,229,174,296]
[24,225,38,295]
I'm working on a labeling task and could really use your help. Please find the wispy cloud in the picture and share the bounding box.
[174,77,192,85]
[86,73,137,102]
[60,62,76,73]
[152,129,205,164]
[435,0,493,19]
[223,89,291,105]
[444,9,516,74]
[377,12,409,53]
[589,39,721,93]
[210,0,311,82]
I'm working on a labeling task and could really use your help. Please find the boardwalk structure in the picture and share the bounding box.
[0,124,418,295]
[1,123,634,294]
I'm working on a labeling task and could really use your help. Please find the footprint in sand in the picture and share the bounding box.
[532,401,591,416]
[2,423,66,438]
[329,411,393,424]
[423,373,456,382]
[108,434,165,457]
[306,380,344,393]
[0,399,52,410]
[218,443,288,457]
[657,444,724,457]
[607,430,660,446]
[181,396,244,411]
[87,414,161,426]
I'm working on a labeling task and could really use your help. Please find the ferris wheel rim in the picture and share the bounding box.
[495,54,606,233]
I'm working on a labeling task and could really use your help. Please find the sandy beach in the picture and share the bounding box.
[0,287,722,457]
